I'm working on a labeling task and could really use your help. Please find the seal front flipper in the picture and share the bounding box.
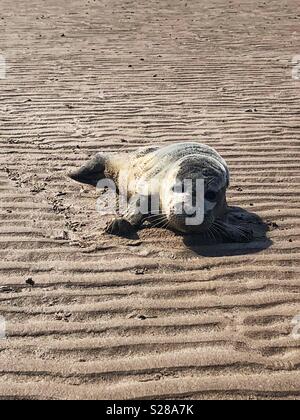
[67,153,107,187]
[105,195,147,237]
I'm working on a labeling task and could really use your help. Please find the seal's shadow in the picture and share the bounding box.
[182,207,272,257]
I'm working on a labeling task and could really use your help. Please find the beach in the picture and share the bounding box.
[0,0,300,400]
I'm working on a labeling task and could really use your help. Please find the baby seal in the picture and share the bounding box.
[68,142,253,242]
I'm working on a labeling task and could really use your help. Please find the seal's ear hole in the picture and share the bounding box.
[171,184,183,193]
[205,190,217,202]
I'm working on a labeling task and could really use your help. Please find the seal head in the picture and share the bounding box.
[160,151,229,234]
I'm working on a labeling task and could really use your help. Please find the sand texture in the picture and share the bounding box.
[0,0,300,400]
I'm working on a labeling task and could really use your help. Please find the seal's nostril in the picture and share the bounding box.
[205,190,217,202]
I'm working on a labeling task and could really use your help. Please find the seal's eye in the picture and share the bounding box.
[205,190,217,201]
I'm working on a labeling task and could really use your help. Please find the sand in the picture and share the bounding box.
[0,0,300,400]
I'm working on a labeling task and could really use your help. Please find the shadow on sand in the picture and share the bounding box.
[182,206,272,257]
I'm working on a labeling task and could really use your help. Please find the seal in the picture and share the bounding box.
[68,142,253,242]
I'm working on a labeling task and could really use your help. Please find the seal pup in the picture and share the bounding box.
[68,143,253,242]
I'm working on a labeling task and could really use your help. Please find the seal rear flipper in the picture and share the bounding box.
[67,153,106,187]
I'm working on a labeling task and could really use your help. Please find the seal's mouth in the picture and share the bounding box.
[168,213,214,234]
[68,169,101,186]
